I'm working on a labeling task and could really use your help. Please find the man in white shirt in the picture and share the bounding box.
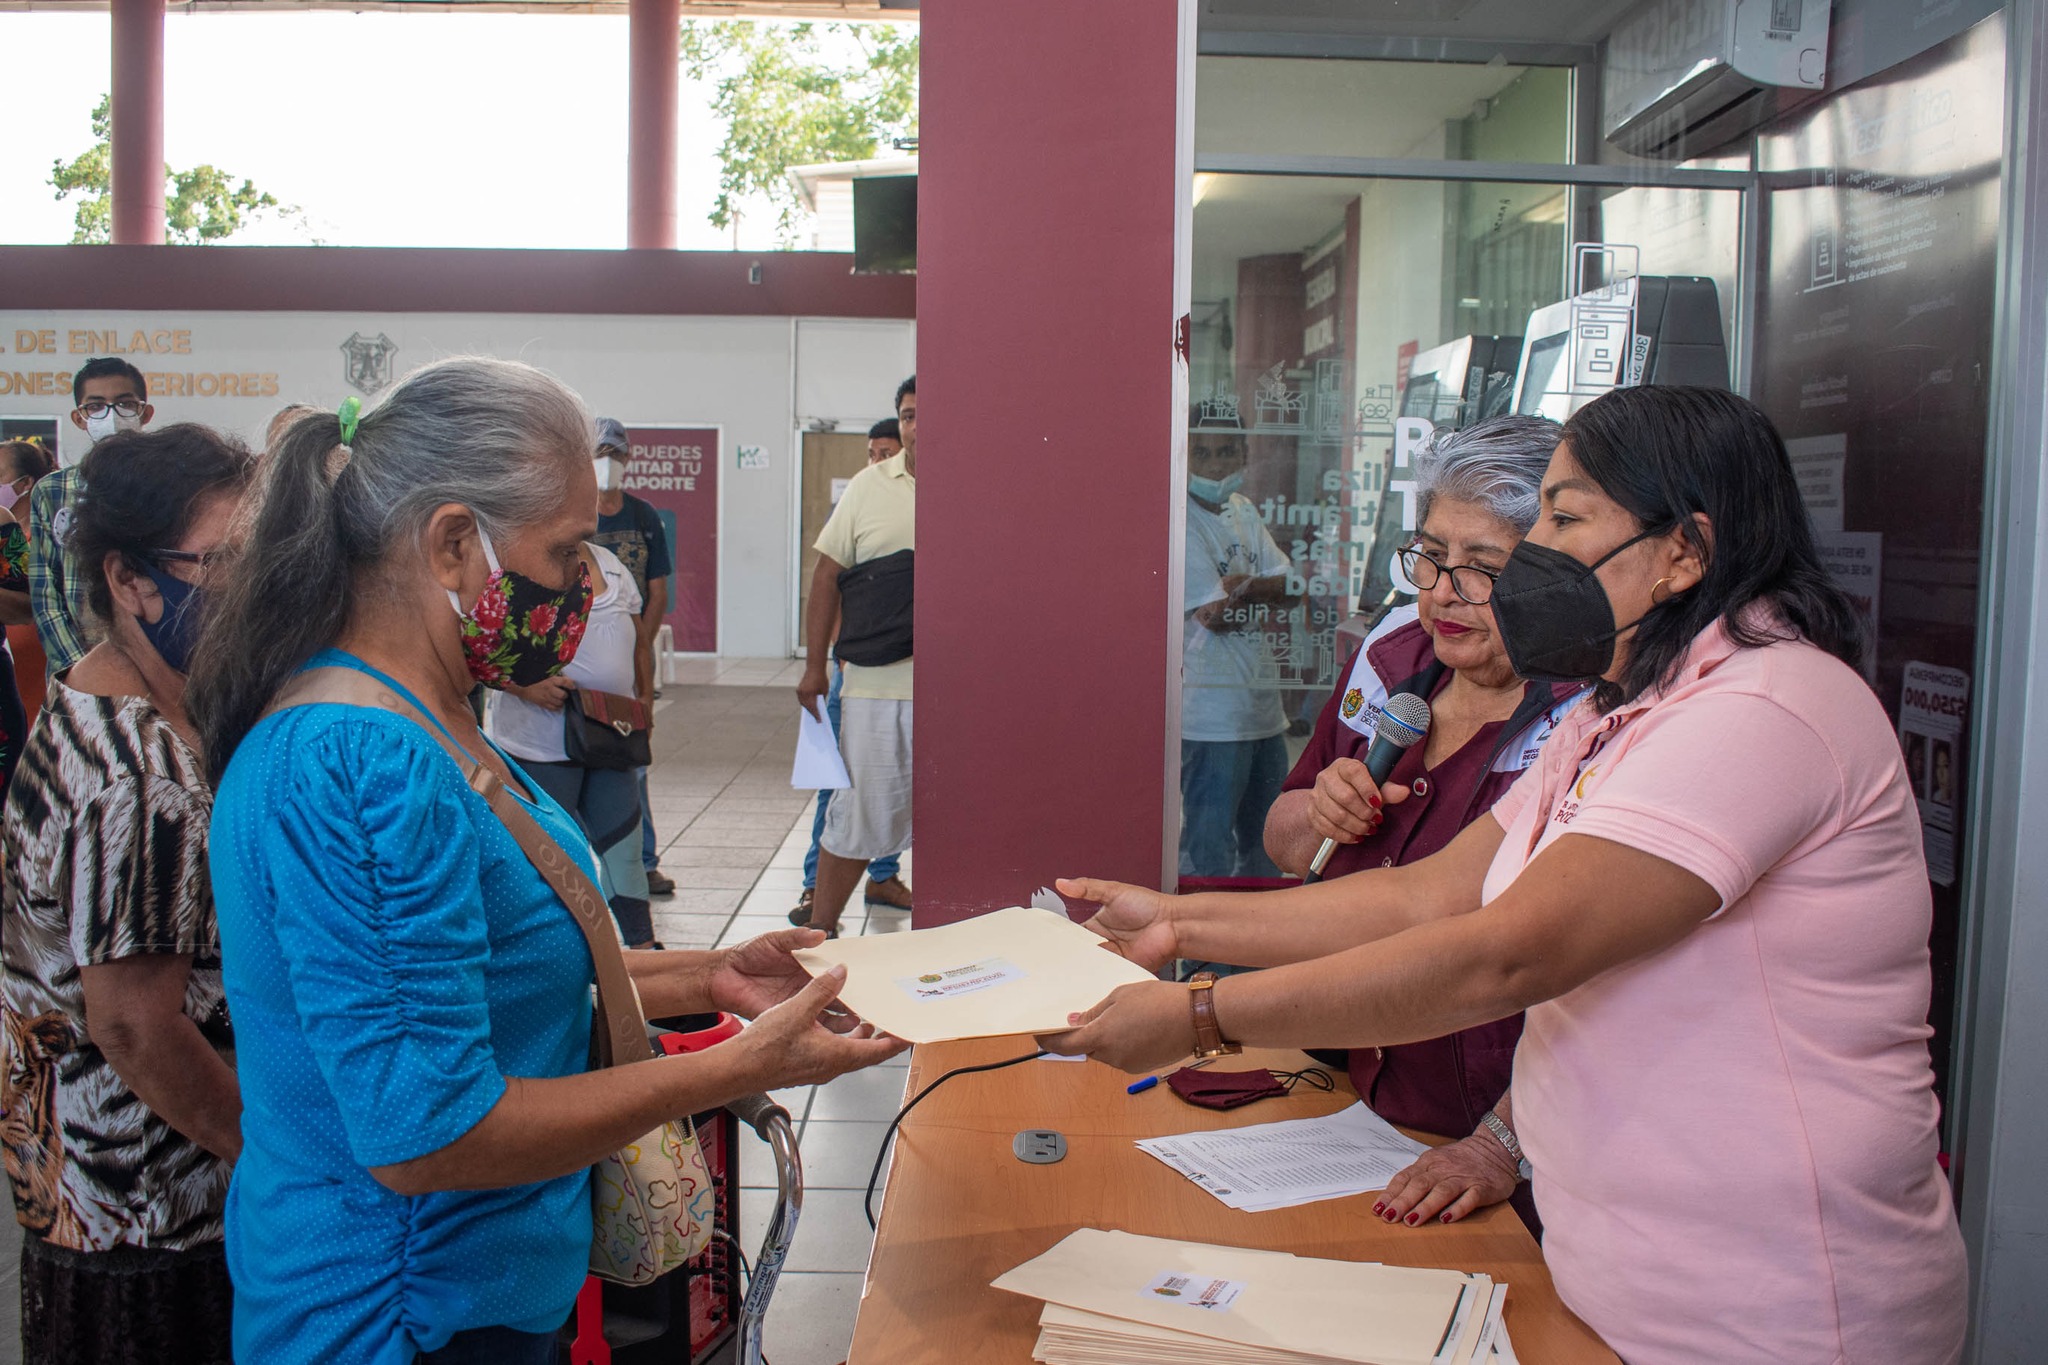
[795,376,918,936]
[1181,419,1299,877]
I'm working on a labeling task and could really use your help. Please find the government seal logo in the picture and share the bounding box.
[1341,687,1365,719]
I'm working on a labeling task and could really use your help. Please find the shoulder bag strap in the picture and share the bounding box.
[267,667,652,1069]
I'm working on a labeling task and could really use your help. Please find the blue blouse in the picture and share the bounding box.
[211,651,597,1363]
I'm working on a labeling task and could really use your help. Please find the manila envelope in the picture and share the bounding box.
[791,906,1156,1044]
[993,1228,1475,1365]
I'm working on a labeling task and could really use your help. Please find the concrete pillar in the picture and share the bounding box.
[914,0,1197,922]
[110,0,166,245]
[627,0,681,250]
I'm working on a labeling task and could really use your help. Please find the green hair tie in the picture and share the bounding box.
[338,395,362,444]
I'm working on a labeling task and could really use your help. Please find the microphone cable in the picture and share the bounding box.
[864,1049,1047,1229]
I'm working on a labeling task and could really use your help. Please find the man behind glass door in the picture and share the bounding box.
[1181,411,1298,879]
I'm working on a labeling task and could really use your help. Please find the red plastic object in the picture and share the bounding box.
[568,1278,611,1365]
[659,1012,743,1055]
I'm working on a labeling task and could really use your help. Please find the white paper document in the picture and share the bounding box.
[790,702,851,790]
[790,906,1156,1043]
[1136,1102,1430,1211]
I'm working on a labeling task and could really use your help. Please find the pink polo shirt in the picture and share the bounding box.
[1485,617,1966,1364]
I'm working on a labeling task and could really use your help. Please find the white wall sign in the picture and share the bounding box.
[1,309,916,659]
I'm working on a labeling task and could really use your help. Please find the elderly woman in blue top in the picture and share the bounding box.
[188,356,903,1365]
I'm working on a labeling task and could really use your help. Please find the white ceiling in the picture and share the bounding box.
[1196,54,1533,160]
[1198,0,1639,47]
[1191,54,1537,301]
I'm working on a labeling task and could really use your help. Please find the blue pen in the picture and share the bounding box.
[1126,1075,1159,1095]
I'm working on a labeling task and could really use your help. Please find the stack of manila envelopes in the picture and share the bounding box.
[994,1229,1511,1365]
[790,906,1156,1044]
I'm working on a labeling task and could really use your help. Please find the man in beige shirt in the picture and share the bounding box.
[796,376,916,936]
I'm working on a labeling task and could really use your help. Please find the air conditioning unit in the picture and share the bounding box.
[1603,0,1831,159]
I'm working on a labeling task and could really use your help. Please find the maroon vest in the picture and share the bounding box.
[1282,613,1581,1137]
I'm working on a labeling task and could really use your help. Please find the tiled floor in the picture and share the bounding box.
[645,675,914,1365]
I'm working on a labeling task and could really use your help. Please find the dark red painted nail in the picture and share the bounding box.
[1372,1202,1385,1215]
[1369,795,1382,809]
[1440,1213,1453,1223]
[1406,1212,1420,1225]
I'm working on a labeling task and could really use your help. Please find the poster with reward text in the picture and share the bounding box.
[624,426,719,653]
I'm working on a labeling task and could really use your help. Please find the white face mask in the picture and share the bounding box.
[594,455,627,492]
[0,479,28,512]
[82,408,144,445]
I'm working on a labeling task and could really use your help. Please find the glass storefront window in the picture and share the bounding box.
[1180,167,1746,881]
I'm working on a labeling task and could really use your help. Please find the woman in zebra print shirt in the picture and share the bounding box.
[1,424,253,1365]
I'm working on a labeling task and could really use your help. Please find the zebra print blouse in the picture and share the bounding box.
[0,677,229,1252]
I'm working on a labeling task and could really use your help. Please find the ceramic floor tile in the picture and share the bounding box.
[653,918,724,950]
[670,865,772,890]
[806,1065,910,1122]
[739,1189,876,1274]
[766,1083,816,1118]
[655,887,747,914]
[671,827,783,851]
[791,1120,893,1192]
[752,1270,866,1365]
[661,845,778,868]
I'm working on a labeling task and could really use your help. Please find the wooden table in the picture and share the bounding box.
[846,1038,1615,1364]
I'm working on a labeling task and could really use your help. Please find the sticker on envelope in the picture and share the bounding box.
[1143,1272,1245,1312]
[894,958,1024,1000]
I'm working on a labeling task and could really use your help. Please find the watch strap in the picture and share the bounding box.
[1479,1109,1531,1182]
[1187,972,1242,1059]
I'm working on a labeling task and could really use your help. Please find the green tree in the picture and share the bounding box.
[50,95,305,245]
[680,20,918,242]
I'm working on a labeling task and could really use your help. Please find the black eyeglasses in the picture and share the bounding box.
[77,398,144,419]
[1398,546,1502,606]
[146,547,235,572]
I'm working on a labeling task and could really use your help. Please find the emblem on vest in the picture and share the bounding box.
[1341,687,1365,719]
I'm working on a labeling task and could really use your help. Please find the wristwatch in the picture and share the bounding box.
[1479,1109,1533,1183]
[1187,971,1242,1059]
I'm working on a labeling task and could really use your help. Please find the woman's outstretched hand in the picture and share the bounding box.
[710,928,861,1032]
[737,966,906,1089]
[1373,1131,1520,1227]
[1055,877,1179,973]
[1035,978,1192,1074]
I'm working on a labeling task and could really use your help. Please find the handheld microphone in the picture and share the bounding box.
[1303,691,1432,884]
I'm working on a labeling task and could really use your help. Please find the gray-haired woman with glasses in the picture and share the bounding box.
[1260,414,1575,1226]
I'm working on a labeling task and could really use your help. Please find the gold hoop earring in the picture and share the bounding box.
[1651,576,1675,605]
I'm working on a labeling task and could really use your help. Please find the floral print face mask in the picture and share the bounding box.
[448,525,592,690]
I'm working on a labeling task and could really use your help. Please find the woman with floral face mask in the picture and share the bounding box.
[187,357,905,1365]
[1043,386,1968,1365]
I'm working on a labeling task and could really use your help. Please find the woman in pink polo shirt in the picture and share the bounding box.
[1046,385,1968,1364]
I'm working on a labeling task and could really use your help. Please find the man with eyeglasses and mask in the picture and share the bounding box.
[29,359,157,676]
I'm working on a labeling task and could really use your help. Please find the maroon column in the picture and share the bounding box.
[915,0,1194,924]
[627,0,680,250]
[110,0,165,246]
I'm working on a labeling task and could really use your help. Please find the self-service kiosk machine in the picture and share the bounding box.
[1397,334,1523,432]
[1511,266,1730,421]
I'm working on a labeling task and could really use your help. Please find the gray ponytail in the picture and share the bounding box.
[189,355,591,783]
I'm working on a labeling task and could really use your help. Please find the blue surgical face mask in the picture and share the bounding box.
[1190,471,1245,504]
[138,565,206,675]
